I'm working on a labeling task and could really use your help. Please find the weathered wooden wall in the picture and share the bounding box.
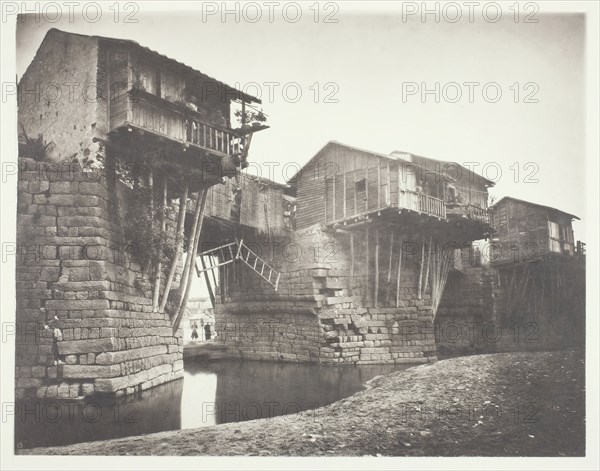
[491,199,576,264]
[295,145,415,229]
[205,175,287,236]
[294,143,492,230]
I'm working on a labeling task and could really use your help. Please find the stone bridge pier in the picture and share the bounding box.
[15,157,183,399]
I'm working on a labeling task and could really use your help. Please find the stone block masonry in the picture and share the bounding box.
[15,157,183,399]
[435,247,585,355]
[215,225,438,365]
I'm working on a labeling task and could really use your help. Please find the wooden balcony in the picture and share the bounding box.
[398,190,446,219]
[109,89,245,158]
[446,203,490,224]
[328,189,447,229]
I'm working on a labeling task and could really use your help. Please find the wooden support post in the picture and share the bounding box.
[365,168,369,212]
[386,161,391,205]
[397,163,402,206]
[152,176,168,310]
[432,246,450,317]
[417,236,425,300]
[179,192,203,297]
[343,173,347,218]
[350,232,355,296]
[374,229,379,308]
[143,166,154,277]
[423,235,432,295]
[332,175,336,220]
[174,189,208,332]
[159,182,188,313]
[219,265,225,304]
[377,163,381,207]
[365,227,370,305]
[387,232,394,284]
[224,258,229,298]
[208,256,218,288]
[386,232,394,305]
[199,256,215,308]
[396,237,403,308]
[431,244,438,306]
[354,176,357,216]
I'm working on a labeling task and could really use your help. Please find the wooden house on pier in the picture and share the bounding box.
[490,197,580,264]
[212,141,496,365]
[487,197,585,346]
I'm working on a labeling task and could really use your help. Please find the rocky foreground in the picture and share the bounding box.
[21,350,585,456]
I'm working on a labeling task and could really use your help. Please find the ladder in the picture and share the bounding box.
[194,239,281,291]
[236,239,281,290]
[195,241,240,274]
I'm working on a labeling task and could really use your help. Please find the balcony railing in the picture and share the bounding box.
[112,89,244,158]
[398,190,446,219]
[446,203,490,224]
[185,120,243,157]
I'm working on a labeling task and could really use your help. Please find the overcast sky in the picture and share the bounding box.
[16,4,586,243]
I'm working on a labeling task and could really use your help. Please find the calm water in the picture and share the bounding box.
[15,359,411,449]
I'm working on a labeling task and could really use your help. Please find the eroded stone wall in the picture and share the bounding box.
[214,225,437,364]
[435,249,585,355]
[15,157,183,399]
[435,249,503,355]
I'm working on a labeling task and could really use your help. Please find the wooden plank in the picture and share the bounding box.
[199,256,215,308]
[152,176,168,309]
[423,235,432,295]
[343,172,347,218]
[354,170,358,216]
[417,236,425,300]
[332,175,336,221]
[350,232,354,296]
[367,167,378,211]
[387,232,394,284]
[398,163,402,206]
[335,174,344,221]
[365,168,369,213]
[377,163,381,207]
[396,237,403,308]
[374,229,379,308]
[126,51,133,123]
[387,161,391,205]
[342,174,346,218]
[159,181,189,313]
[174,188,208,331]
[365,227,370,305]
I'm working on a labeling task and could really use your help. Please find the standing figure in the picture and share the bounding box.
[43,310,64,365]
[204,323,212,341]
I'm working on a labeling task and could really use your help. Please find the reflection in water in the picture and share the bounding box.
[16,359,411,449]
[183,360,408,427]
[15,378,184,450]
[180,370,217,429]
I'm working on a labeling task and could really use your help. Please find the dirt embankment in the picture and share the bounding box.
[20,350,585,456]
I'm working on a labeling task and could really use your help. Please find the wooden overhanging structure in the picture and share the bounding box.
[490,196,580,265]
[287,141,495,239]
[98,33,268,190]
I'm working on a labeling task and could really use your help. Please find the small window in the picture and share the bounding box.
[355,178,366,193]
[548,221,560,239]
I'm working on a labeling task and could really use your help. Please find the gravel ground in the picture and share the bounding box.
[20,350,585,456]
